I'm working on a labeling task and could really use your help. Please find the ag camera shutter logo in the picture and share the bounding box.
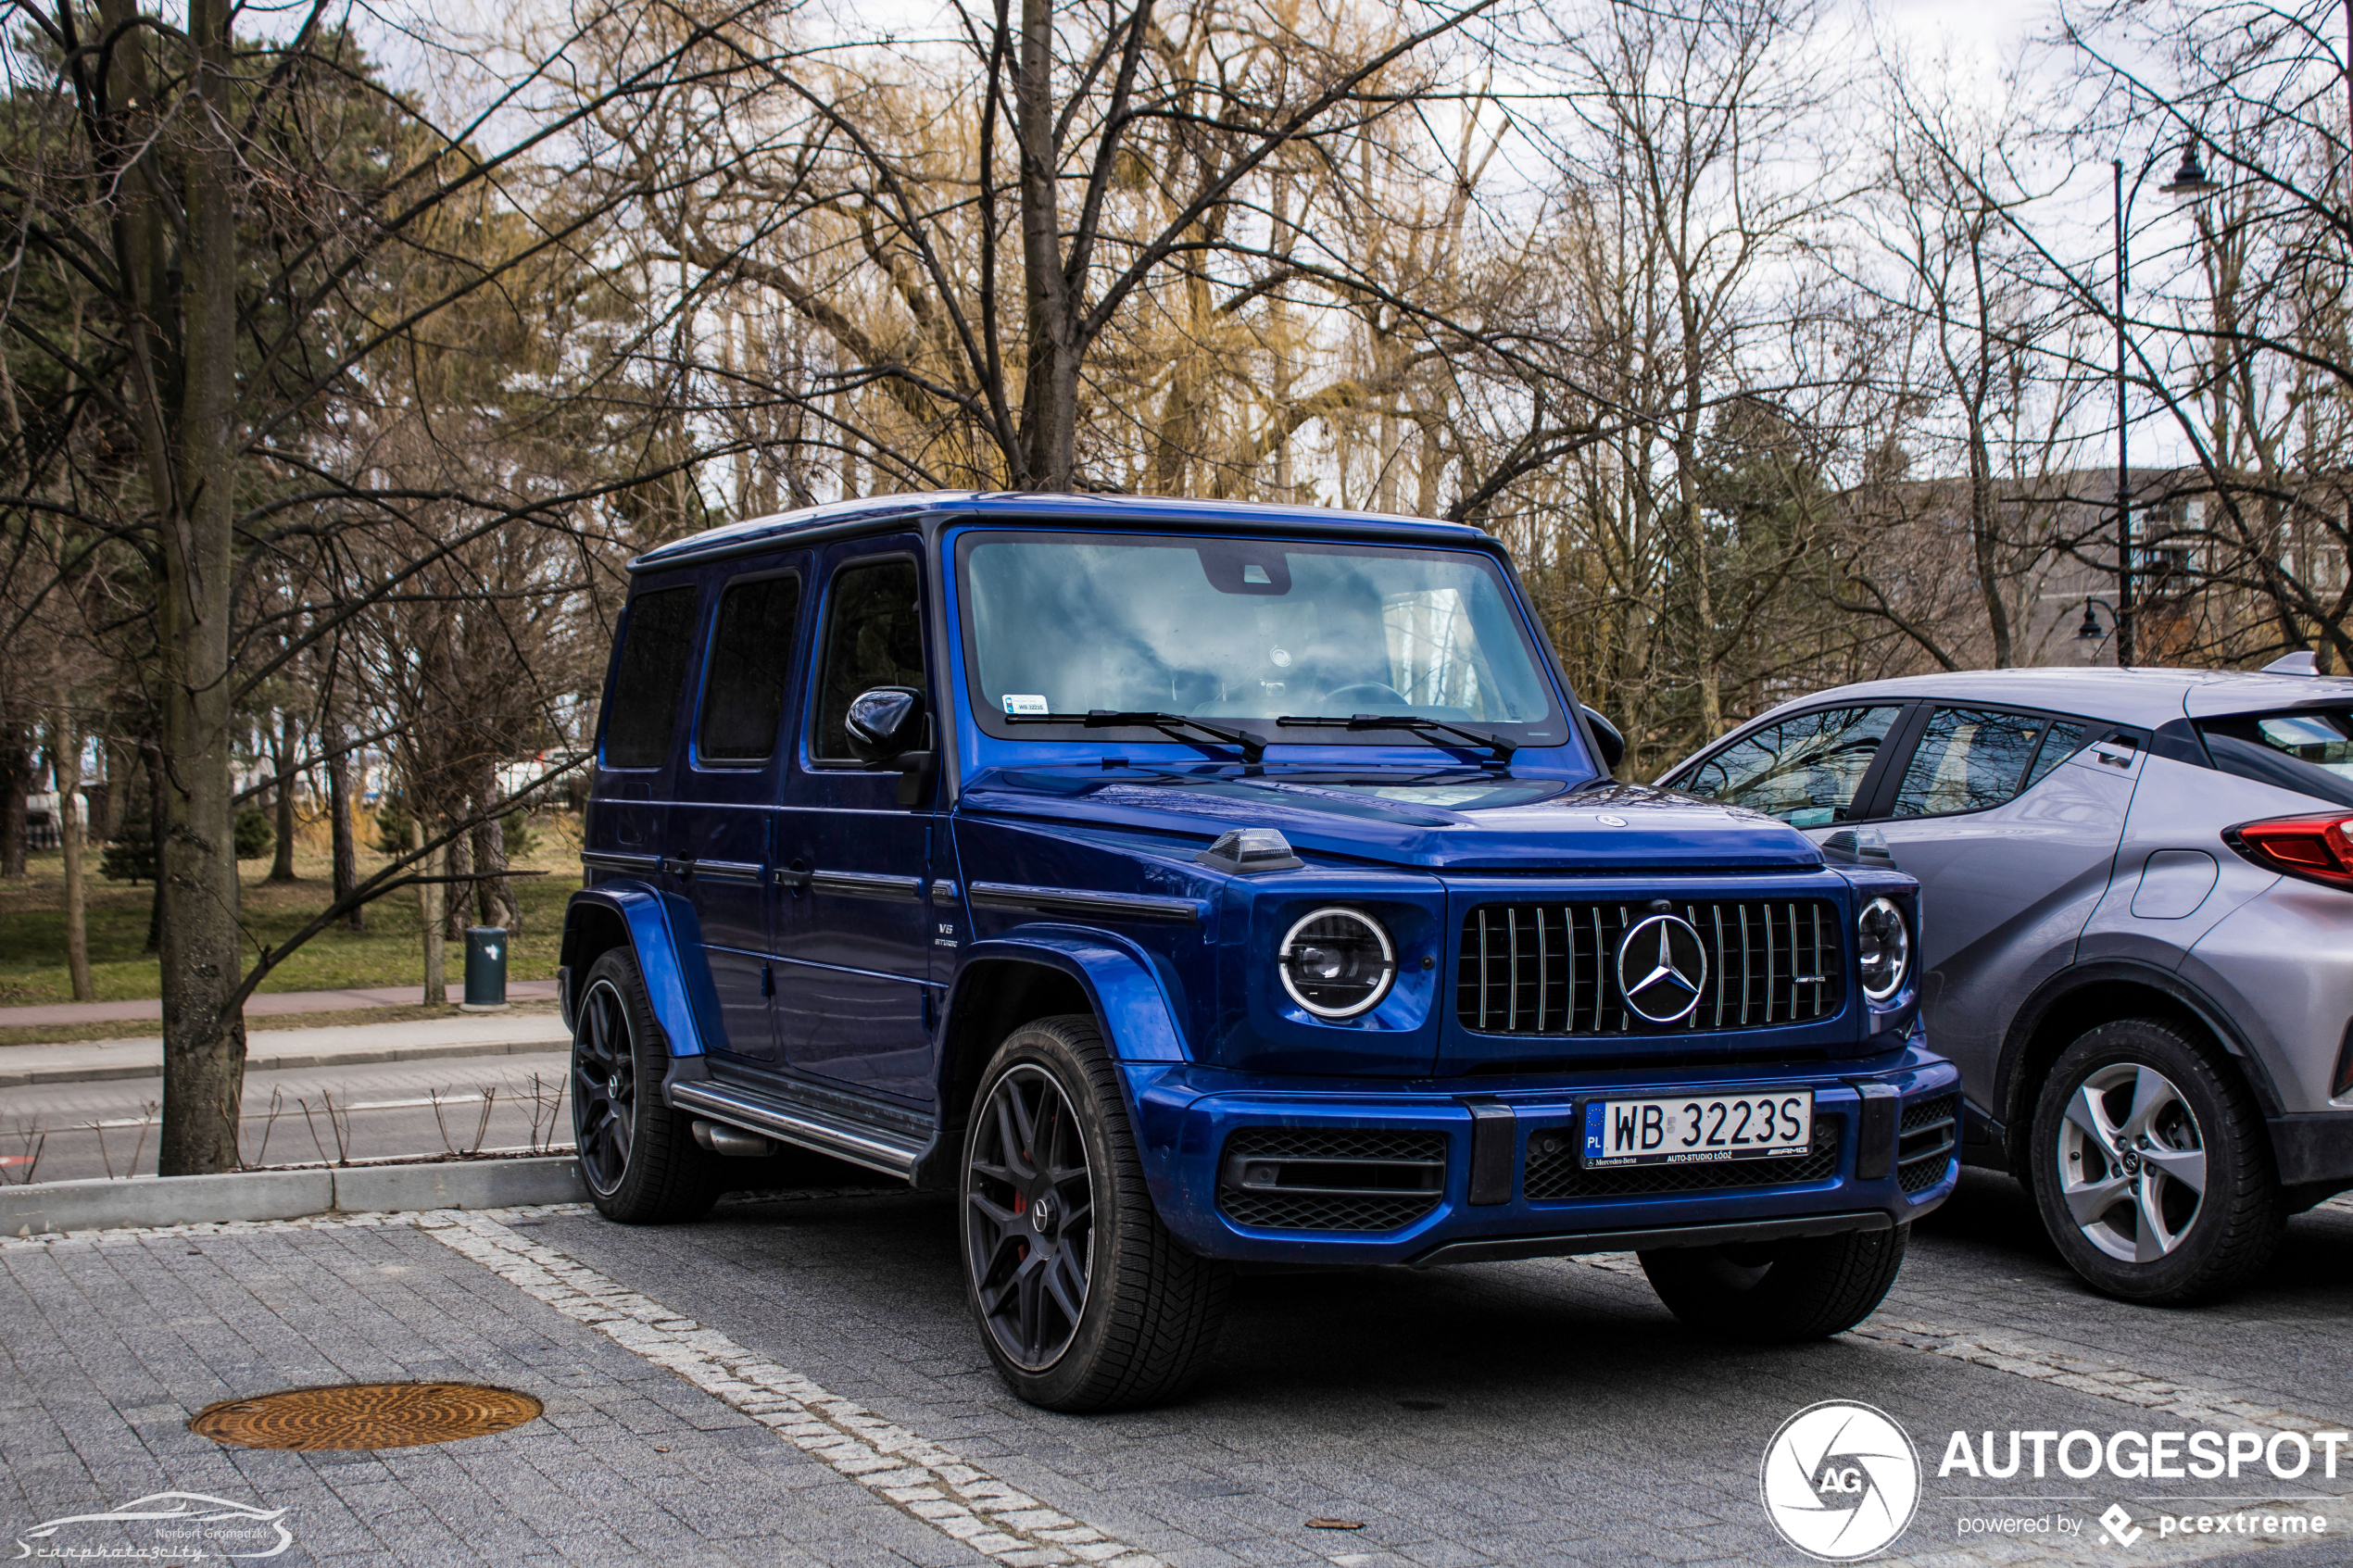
[1760,1401,1921,1561]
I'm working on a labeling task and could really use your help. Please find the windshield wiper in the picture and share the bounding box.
[1277,713,1516,761]
[1006,709,1266,763]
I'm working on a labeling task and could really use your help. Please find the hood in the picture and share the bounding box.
[956,768,1823,872]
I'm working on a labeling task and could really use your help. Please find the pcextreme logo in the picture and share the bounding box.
[1760,1401,1922,1562]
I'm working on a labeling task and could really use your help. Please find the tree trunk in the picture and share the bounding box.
[472,762,519,932]
[1015,0,1079,490]
[444,827,473,943]
[416,813,447,1004]
[98,736,130,844]
[152,0,248,1176]
[268,709,298,882]
[49,708,94,1001]
[326,734,361,932]
[0,727,29,876]
[142,739,165,954]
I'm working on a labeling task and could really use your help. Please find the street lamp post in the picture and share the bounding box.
[2109,144,2220,670]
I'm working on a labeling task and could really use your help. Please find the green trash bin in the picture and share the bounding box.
[463,925,510,1009]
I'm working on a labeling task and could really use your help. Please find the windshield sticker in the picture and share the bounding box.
[1002,694,1050,716]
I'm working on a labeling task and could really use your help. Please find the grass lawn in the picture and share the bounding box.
[0,814,582,1007]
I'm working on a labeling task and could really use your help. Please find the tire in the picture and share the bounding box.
[959,1014,1229,1411]
[2028,1019,2283,1305]
[572,948,720,1224]
[1639,1224,1908,1341]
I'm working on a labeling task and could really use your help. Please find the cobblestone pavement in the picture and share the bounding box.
[3,1172,2348,1567]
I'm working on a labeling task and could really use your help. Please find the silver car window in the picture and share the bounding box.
[1676,705,1904,826]
[2196,707,2353,809]
[1889,708,2051,818]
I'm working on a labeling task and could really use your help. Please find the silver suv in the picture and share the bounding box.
[1660,669,2353,1304]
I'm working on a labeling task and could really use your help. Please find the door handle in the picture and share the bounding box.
[774,859,812,894]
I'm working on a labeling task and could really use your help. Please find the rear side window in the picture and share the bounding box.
[698,574,803,762]
[2197,708,2353,809]
[602,586,698,769]
[1676,706,1904,826]
[2020,721,2088,793]
[1889,708,2055,818]
[812,558,926,760]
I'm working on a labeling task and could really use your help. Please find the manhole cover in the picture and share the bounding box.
[188,1382,542,1450]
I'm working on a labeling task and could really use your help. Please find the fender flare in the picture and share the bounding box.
[1994,957,2284,1140]
[560,884,716,1059]
[943,929,1189,1066]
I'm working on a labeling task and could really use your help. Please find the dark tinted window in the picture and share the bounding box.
[2020,720,2088,793]
[602,586,698,769]
[813,558,925,759]
[1890,708,2049,818]
[698,574,803,762]
[2197,708,2353,809]
[1677,706,1904,826]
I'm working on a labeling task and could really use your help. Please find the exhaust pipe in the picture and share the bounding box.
[691,1119,774,1158]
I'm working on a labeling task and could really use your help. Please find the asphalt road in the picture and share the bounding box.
[1,1053,575,1181]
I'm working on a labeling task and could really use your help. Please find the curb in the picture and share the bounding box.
[0,1035,572,1090]
[1,1155,585,1236]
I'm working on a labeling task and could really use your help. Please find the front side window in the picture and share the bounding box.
[1676,706,1904,826]
[1889,708,2054,818]
[698,573,803,763]
[813,558,926,760]
[602,585,698,769]
[2197,707,2353,809]
[958,533,1559,742]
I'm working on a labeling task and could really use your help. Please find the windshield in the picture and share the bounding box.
[2197,707,2353,809]
[957,532,1563,747]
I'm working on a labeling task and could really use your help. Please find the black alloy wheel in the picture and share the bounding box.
[573,976,635,1197]
[957,1016,1228,1411]
[569,948,719,1223]
[965,1064,1095,1370]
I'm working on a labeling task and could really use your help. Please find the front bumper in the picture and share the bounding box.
[1126,1040,1960,1265]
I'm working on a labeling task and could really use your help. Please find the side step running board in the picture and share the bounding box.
[671,1079,929,1181]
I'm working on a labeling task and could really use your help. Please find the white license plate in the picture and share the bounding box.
[1581,1091,1815,1168]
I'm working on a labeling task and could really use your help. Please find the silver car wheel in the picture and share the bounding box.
[2055,1061,2208,1263]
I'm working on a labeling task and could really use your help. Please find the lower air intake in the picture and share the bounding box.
[1524,1116,1843,1201]
[1216,1127,1447,1233]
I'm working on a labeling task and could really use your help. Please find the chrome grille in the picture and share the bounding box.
[1456,898,1843,1035]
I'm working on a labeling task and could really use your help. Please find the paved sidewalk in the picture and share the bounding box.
[0,980,560,1032]
[0,1012,573,1089]
[7,1186,2349,1567]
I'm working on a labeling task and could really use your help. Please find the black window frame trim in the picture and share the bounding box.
[1668,700,1921,827]
[597,575,703,773]
[1873,704,2143,824]
[688,562,808,771]
[804,543,930,771]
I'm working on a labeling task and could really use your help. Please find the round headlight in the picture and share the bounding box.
[1278,908,1396,1019]
[1856,897,1910,1002]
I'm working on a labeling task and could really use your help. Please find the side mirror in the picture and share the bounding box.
[845,685,926,763]
[1581,706,1625,774]
[845,685,933,805]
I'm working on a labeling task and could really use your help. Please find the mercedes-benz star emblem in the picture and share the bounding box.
[1616,913,1709,1023]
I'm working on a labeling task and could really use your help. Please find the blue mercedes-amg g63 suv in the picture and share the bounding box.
[560,493,1957,1411]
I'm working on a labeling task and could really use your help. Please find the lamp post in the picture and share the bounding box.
[2110,144,2221,669]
